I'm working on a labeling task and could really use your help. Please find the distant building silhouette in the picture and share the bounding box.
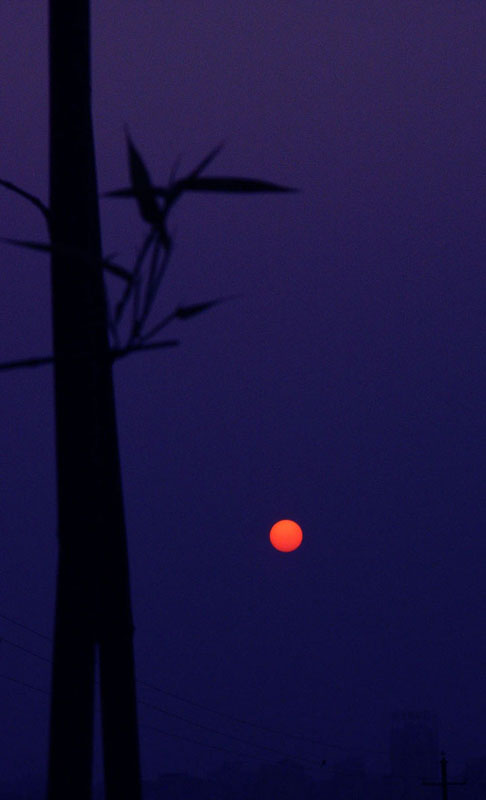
[330,757,367,800]
[465,757,486,800]
[138,760,313,800]
[143,772,213,800]
[249,759,312,800]
[390,711,439,800]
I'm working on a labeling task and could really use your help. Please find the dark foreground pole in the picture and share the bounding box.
[47,1,141,798]
[423,753,467,800]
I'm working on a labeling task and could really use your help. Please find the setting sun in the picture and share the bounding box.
[269,520,303,552]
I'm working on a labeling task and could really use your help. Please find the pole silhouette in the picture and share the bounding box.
[423,753,467,800]
[47,1,141,797]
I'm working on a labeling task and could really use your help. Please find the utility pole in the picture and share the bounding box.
[47,1,141,798]
[423,753,467,800]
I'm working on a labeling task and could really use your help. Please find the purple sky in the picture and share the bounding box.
[1,0,485,791]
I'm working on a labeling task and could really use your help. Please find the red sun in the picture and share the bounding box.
[269,520,303,552]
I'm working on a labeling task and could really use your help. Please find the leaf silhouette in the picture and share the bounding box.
[186,142,225,181]
[124,128,161,225]
[0,178,50,221]
[0,355,54,372]
[175,297,229,319]
[104,176,297,199]
[105,142,296,205]
[141,294,238,343]
[103,188,143,198]
[159,143,226,209]
[0,238,131,281]
[180,176,298,194]
[0,237,53,253]
[112,339,180,362]
[97,259,132,281]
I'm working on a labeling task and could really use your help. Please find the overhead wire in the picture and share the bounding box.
[139,724,316,770]
[0,633,319,766]
[0,608,385,758]
[0,672,50,696]
[0,635,51,663]
[137,678,374,754]
[137,696,319,766]
[0,671,317,769]
[0,671,428,784]
[0,611,51,641]
[1,623,447,784]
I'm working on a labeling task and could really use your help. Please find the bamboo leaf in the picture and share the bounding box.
[0,355,54,372]
[103,188,131,198]
[131,339,179,351]
[101,260,132,281]
[169,153,182,185]
[103,186,170,202]
[175,297,228,319]
[181,176,298,194]
[125,128,153,194]
[0,238,132,281]
[105,176,297,199]
[187,142,225,181]
[141,294,238,342]
[0,178,50,221]
[112,339,180,362]
[0,237,52,253]
[125,128,161,224]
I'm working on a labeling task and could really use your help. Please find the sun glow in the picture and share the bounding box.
[269,520,303,552]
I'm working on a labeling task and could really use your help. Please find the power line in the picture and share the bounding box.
[0,614,324,747]
[0,639,318,766]
[139,723,315,769]
[0,608,384,757]
[139,678,324,746]
[138,697,319,766]
[0,671,315,770]
[138,677,376,754]
[0,612,51,641]
[0,627,326,757]
[0,671,420,780]
[0,635,51,663]
[0,672,50,696]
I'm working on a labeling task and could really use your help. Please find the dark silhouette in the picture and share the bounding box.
[47,1,141,798]
[0,708,481,800]
[423,754,467,800]
[1,2,295,798]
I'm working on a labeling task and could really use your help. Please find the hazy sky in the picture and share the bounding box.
[1,0,485,792]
